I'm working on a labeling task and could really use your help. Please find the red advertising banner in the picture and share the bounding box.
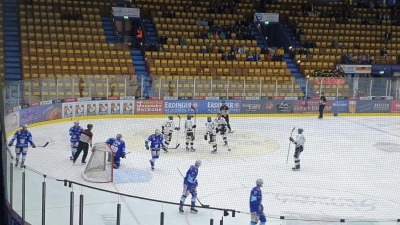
[391,100,400,112]
[293,100,333,113]
[134,100,164,114]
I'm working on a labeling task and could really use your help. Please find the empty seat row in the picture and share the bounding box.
[148,59,287,68]
[154,17,237,26]
[150,67,291,77]
[23,57,133,66]
[20,11,101,21]
[20,18,103,27]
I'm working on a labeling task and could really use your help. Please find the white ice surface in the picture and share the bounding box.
[6,116,400,225]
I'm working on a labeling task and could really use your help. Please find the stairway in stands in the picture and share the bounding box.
[144,18,158,44]
[249,23,266,49]
[101,17,117,43]
[131,50,151,96]
[3,0,22,81]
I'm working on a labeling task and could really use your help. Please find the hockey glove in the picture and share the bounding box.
[162,145,167,151]
[216,128,219,133]
[194,180,198,187]
[204,135,207,140]
[8,141,13,147]
[122,153,126,158]
[192,125,196,129]
[289,137,294,142]
[175,127,180,131]
[31,143,36,148]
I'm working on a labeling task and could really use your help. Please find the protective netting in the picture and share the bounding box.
[82,142,113,183]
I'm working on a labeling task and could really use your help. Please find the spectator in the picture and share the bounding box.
[185,4,191,13]
[147,42,158,51]
[202,31,208,39]
[61,11,71,20]
[157,44,163,52]
[207,44,214,53]
[269,46,276,56]
[73,11,83,20]
[136,27,143,46]
[213,46,219,54]
[221,52,228,60]
[366,54,373,64]
[208,19,214,26]
[304,48,311,56]
[381,48,388,57]
[254,52,261,62]
[265,53,273,61]
[163,10,169,18]
[384,29,392,44]
[342,54,350,63]
[384,13,390,20]
[261,46,269,54]
[359,54,367,64]
[232,45,238,54]
[218,46,224,53]
[201,45,207,54]
[348,54,354,63]
[257,23,261,31]
[236,31,243,40]
[196,18,202,26]
[179,36,188,46]
[238,45,246,54]
[170,10,176,18]
[79,77,85,97]
[226,31,232,39]
[276,47,284,60]
[228,52,237,61]
[201,18,208,26]
[196,32,202,39]
[312,41,317,48]
[214,32,220,40]
[208,32,213,39]
[247,52,254,61]
[160,35,168,45]
[220,32,226,40]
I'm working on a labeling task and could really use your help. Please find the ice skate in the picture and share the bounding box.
[149,160,154,171]
[186,147,190,151]
[208,141,212,144]
[190,207,198,213]
[20,163,24,168]
[81,161,87,164]
[211,149,217,154]
[223,143,228,146]
[70,156,74,160]
[292,166,300,171]
[190,147,196,152]
[15,161,19,167]
[179,205,184,213]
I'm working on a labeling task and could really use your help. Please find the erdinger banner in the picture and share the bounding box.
[134,100,164,114]
[355,100,391,113]
[164,100,197,114]
[293,100,333,113]
[391,100,400,112]
[201,100,241,114]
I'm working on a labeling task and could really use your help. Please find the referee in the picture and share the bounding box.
[220,101,232,132]
[318,92,327,119]
[73,124,93,164]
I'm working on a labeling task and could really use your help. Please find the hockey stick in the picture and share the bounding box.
[286,127,295,164]
[177,168,210,208]
[11,142,49,148]
[169,114,181,149]
[191,106,197,140]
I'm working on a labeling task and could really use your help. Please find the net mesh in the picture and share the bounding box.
[81,142,113,183]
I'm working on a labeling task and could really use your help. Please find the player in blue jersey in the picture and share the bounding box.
[106,134,126,169]
[249,179,266,225]
[69,121,83,160]
[179,160,202,214]
[8,124,36,168]
[145,129,167,171]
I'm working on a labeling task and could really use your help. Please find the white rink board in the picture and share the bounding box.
[8,116,400,224]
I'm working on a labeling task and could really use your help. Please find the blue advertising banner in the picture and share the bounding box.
[355,100,391,113]
[164,100,197,114]
[332,100,350,113]
[199,100,242,114]
[20,103,63,126]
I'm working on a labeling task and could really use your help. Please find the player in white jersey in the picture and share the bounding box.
[289,128,306,171]
[184,114,196,152]
[204,116,218,153]
[214,113,228,147]
[162,115,180,149]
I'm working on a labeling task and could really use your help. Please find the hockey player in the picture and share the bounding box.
[162,115,180,149]
[289,128,306,171]
[8,124,36,168]
[179,160,202,214]
[318,92,327,119]
[184,114,196,152]
[220,101,232,132]
[204,116,218,153]
[214,113,229,147]
[250,179,266,225]
[73,124,93,164]
[145,129,167,171]
[106,134,126,169]
[69,121,83,160]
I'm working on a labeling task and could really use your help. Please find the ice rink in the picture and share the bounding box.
[7,115,400,225]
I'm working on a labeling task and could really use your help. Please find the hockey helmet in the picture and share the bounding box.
[207,116,212,122]
[298,128,304,133]
[320,92,324,95]
[22,124,28,128]
[87,124,93,130]
[116,134,122,139]
[256,179,263,186]
[195,159,202,167]
[155,129,161,135]
[74,121,79,125]
[168,114,173,120]
[187,114,192,119]
[221,101,226,104]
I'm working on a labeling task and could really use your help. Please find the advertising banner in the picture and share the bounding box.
[200,100,241,114]
[164,100,197,114]
[98,101,111,115]
[86,102,98,116]
[4,111,20,135]
[240,100,263,113]
[391,100,400,112]
[293,100,333,113]
[62,103,74,118]
[110,101,123,115]
[134,100,164,114]
[336,64,372,74]
[74,102,86,117]
[122,100,134,114]
[332,100,350,113]
[355,100,391,113]
[20,103,63,125]
[112,7,140,17]
[239,100,294,113]
[254,13,279,22]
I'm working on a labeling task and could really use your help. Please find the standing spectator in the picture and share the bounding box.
[318,92,326,119]
[254,52,261,62]
[214,32,220,40]
[384,29,392,44]
[79,77,85,97]
[381,47,388,57]
[73,124,93,164]
[136,27,143,47]
[196,18,202,26]
[170,10,176,18]
[160,35,168,45]
[220,32,226,40]
[238,45,246,54]
[226,31,232,39]
[201,18,208,26]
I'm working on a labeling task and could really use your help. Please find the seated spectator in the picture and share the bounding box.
[269,47,276,56]
[348,54,354,63]
[202,31,208,39]
[61,11,71,20]
[221,52,229,61]
[247,53,254,61]
[214,32,220,40]
[254,52,261,62]
[196,32,202,39]
[332,39,339,49]
[147,42,158,52]
[163,10,169,18]
[232,45,238,54]
[384,13,390,20]
[201,18,208,26]
[261,47,269,54]
[216,25,223,33]
[265,53,273,61]
[207,44,213,53]
[196,18,202,26]
[238,45,246,54]
[366,54,373,64]
[213,46,219,54]
[201,45,207,54]
[208,19,214,26]
[359,54,367,64]
[179,36,188,46]
[311,41,317,48]
[236,31,243,40]
[276,47,284,60]
[304,48,311,56]
[185,4,191,13]
[170,10,176,18]
[73,11,83,20]
[226,31,232,40]
[298,47,304,55]
[228,52,237,61]
[160,35,168,45]
[381,48,388,57]
[208,32,214,40]
[157,44,163,52]
[218,46,224,53]
[220,32,226,40]
[304,40,312,48]
[342,54,350,63]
